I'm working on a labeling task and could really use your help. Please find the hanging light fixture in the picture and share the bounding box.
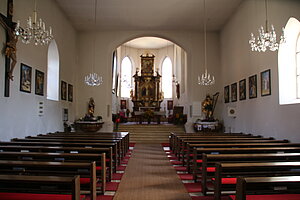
[85,0,103,86]
[198,0,215,86]
[249,0,285,52]
[14,0,53,45]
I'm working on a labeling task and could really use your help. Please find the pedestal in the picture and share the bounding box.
[75,121,104,132]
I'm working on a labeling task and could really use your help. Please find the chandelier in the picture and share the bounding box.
[85,73,103,86]
[198,0,215,86]
[85,0,102,86]
[249,0,285,52]
[14,0,53,45]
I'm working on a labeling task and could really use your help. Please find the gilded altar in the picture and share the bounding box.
[131,54,163,111]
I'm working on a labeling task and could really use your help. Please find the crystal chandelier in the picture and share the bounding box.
[85,73,103,86]
[249,0,285,52]
[14,0,53,45]
[198,0,215,86]
[85,0,102,86]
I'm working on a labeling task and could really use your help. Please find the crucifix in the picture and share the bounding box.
[0,0,18,97]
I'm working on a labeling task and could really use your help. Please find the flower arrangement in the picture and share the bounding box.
[143,109,154,119]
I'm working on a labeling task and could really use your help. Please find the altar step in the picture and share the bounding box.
[118,123,185,143]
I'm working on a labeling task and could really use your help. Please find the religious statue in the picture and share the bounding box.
[88,97,95,117]
[202,95,214,121]
[0,13,18,81]
[201,92,219,121]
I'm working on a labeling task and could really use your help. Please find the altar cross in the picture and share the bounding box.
[0,0,17,97]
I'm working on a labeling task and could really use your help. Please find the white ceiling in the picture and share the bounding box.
[124,37,171,49]
[55,0,243,48]
[55,0,243,32]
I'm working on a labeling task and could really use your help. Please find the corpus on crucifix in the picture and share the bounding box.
[0,13,18,81]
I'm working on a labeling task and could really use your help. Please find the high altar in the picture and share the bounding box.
[131,54,163,111]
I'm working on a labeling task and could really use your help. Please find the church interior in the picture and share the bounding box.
[1,0,300,199]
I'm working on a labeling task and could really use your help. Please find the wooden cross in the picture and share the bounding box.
[0,0,17,97]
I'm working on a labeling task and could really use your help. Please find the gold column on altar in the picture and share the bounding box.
[131,54,163,111]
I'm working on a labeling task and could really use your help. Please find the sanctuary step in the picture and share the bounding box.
[118,124,185,143]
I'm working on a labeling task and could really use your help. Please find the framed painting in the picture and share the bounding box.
[68,84,73,102]
[231,83,237,102]
[239,79,246,101]
[261,69,271,96]
[20,63,32,93]
[249,74,257,99]
[35,70,44,96]
[120,99,126,109]
[224,85,229,103]
[61,80,67,100]
[167,100,173,110]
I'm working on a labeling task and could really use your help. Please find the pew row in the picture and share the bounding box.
[214,161,300,200]
[0,160,98,200]
[201,153,300,195]
[0,174,82,200]
[231,176,300,200]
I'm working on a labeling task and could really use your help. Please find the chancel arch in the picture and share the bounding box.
[111,36,187,121]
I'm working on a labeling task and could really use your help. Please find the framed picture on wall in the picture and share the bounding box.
[249,74,257,99]
[120,100,126,109]
[35,70,44,96]
[20,63,32,93]
[167,100,173,110]
[61,80,67,100]
[239,79,246,100]
[68,84,73,102]
[261,69,271,96]
[231,83,237,102]
[224,85,229,103]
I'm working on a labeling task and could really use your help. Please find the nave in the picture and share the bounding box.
[2,124,300,200]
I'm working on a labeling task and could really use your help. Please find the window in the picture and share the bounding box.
[120,56,132,98]
[278,17,300,105]
[162,57,173,98]
[47,40,59,101]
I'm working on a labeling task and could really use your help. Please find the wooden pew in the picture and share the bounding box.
[36,131,130,157]
[175,137,277,160]
[170,133,261,153]
[0,145,114,177]
[0,174,82,200]
[214,161,300,200]
[0,160,98,200]
[169,132,256,151]
[231,176,300,200]
[0,141,120,166]
[187,143,300,172]
[201,153,300,195]
[0,151,107,186]
[192,147,300,183]
[180,139,288,165]
[12,138,123,159]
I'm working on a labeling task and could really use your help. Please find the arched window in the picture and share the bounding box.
[162,57,173,98]
[121,56,132,98]
[278,18,300,104]
[47,40,59,101]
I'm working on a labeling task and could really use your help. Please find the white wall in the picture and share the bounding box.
[220,0,300,142]
[0,0,77,141]
[77,31,221,131]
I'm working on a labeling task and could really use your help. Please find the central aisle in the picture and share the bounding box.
[113,143,191,200]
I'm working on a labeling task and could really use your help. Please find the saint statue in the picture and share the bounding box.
[202,95,213,121]
[88,97,95,117]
